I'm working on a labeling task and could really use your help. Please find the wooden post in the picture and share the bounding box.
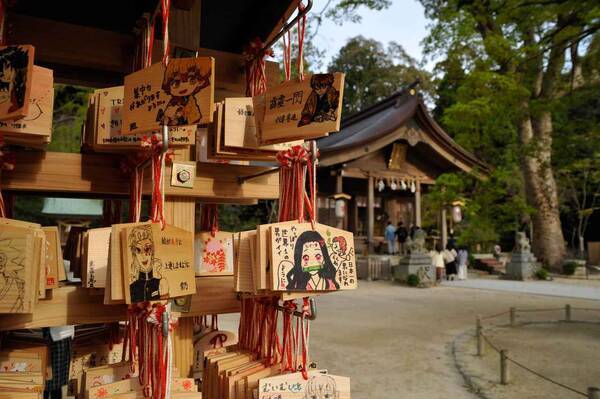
[588,387,600,399]
[500,349,509,385]
[510,307,516,326]
[367,175,375,253]
[476,315,484,356]
[441,208,448,249]
[565,304,572,322]
[414,181,422,227]
[336,172,343,193]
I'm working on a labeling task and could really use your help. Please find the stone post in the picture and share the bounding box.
[588,387,600,399]
[500,349,510,385]
[510,307,516,326]
[565,304,572,322]
[476,315,484,356]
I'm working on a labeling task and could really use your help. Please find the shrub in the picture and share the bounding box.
[407,274,420,287]
[562,262,578,276]
[535,268,549,280]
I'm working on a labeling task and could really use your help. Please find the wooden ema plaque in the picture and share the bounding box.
[84,227,111,288]
[0,65,53,143]
[269,222,356,292]
[259,372,350,399]
[221,97,303,158]
[92,86,196,150]
[0,225,35,313]
[122,223,195,304]
[194,231,234,276]
[257,73,344,145]
[41,227,61,289]
[122,57,215,134]
[0,45,35,121]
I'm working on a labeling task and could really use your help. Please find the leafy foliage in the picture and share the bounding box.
[328,36,433,116]
[48,84,92,153]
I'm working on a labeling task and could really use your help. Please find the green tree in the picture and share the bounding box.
[420,0,600,269]
[328,36,433,116]
[49,84,92,153]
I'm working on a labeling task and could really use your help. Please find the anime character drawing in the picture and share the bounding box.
[156,58,211,126]
[304,374,340,399]
[128,225,169,303]
[297,74,340,127]
[0,46,30,113]
[285,231,340,291]
[0,251,25,312]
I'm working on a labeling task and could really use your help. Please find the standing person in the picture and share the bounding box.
[396,221,408,255]
[385,221,397,255]
[457,246,469,280]
[430,243,445,284]
[443,243,458,280]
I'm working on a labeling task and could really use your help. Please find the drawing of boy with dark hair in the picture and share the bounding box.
[0,46,30,113]
[297,73,339,127]
[156,58,211,125]
[0,251,25,312]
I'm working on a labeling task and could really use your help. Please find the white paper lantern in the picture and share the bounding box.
[378,179,385,192]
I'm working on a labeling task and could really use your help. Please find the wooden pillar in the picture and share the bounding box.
[441,208,448,249]
[414,181,422,227]
[367,175,375,253]
[165,196,196,378]
[336,173,343,193]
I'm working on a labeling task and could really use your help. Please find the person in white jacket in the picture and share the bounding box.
[429,243,445,284]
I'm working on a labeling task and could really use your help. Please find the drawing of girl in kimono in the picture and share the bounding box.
[156,58,211,126]
[286,230,340,291]
[128,225,169,303]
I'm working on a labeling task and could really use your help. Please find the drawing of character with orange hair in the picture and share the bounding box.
[297,73,339,127]
[157,58,211,126]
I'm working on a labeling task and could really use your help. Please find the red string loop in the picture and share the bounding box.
[243,38,273,97]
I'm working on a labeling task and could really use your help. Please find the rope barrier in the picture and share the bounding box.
[475,305,600,398]
[481,311,510,321]
[505,355,587,397]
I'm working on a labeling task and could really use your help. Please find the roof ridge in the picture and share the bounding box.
[340,80,420,128]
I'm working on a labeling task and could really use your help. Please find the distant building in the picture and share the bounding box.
[316,88,490,253]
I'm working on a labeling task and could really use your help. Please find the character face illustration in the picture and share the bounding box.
[133,238,154,273]
[314,81,329,97]
[304,375,339,399]
[169,70,200,96]
[301,241,324,276]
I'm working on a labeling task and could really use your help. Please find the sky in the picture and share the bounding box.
[308,0,432,72]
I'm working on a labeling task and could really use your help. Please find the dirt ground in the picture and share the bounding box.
[220,280,600,399]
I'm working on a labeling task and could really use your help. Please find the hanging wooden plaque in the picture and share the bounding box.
[122,58,215,134]
[84,227,111,288]
[258,73,344,145]
[0,225,35,314]
[233,231,256,293]
[269,222,356,291]
[0,65,53,140]
[194,231,234,276]
[41,227,62,288]
[0,45,35,121]
[259,372,350,399]
[222,97,302,154]
[122,223,195,304]
[92,86,196,151]
[109,222,149,302]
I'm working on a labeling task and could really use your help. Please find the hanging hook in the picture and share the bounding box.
[261,0,313,55]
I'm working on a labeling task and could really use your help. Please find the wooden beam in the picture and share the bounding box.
[6,13,280,90]
[0,277,239,331]
[3,151,279,200]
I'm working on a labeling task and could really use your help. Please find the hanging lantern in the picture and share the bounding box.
[452,201,464,223]
[401,179,407,190]
[378,179,385,192]
[390,179,398,191]
[410,180,416,193]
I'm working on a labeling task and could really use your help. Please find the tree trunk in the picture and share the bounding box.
[519,109,566,270]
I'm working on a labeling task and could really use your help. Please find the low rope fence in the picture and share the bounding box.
[475,305,600,398]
